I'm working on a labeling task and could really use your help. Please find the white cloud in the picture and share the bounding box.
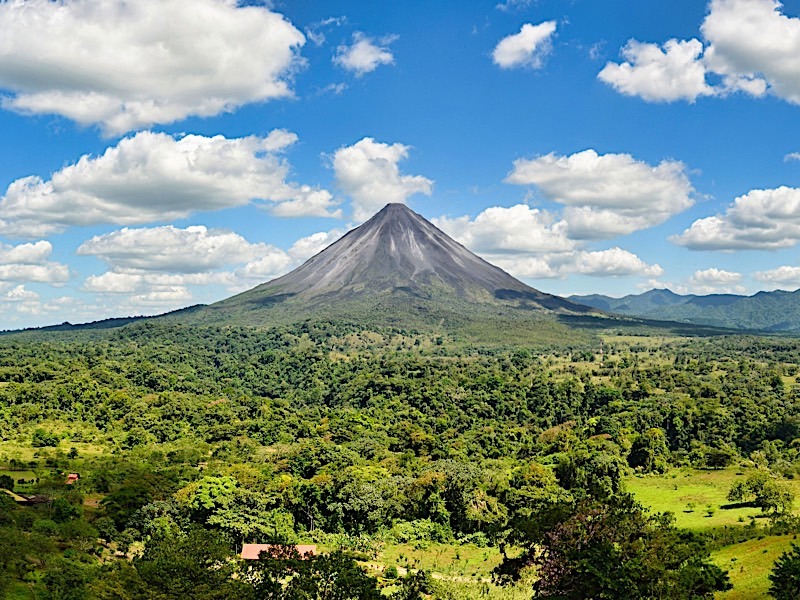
[489,248,662,280]
[130,287,193,307]
[600,0,800,105]
[754,265,800,288]
[0,130,339,237]
[0,240,69,284]
[288,229,345,261]
[77,225,273,273]
[434,205,661,281]
[334,33,395,76]
[0,0,305,134]
[1,284,38,303]
[306,16,347,47]
[0,240,52,265]
[569,248,664,277]
[489,256,560,279]
[673,186,800,250]
[701,0,800,104]
[506,149,695,239]
[598,39,715,102]
[492,21,557,69]
[687,267,745,293]
[691,267,742,284]
[434,205,574,254]
[785,152,800,162]
[496,0,538,12]
[333,138,433,222]
[78,223,348,310]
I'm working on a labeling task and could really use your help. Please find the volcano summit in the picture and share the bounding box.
[179,204,592,328]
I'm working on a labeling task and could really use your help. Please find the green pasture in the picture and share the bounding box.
[626,467,800,530]
[713,534,796,599]
[377,542,502,580]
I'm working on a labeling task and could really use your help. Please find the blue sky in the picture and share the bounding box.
[1,0,800,328]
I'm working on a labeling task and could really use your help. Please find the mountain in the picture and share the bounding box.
[570,288,800,332]
[181,203,594,330]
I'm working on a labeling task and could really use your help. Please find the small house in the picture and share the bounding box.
[66,473,80,485]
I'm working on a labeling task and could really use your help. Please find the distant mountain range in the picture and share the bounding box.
[570,288,800,332]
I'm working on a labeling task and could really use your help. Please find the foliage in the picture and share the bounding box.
[768,542,800,599]
[499,494,731,599]
[727,471,795,515]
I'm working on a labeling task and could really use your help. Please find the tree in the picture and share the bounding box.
[628,428,670,473]
[499,494,731,599]
[769,543,800,599]
[133,526,251,599]
[727,472,795,516]
[247,550,381,599]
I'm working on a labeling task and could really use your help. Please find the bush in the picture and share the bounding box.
[385,519,453,544]
[384,565,399,579]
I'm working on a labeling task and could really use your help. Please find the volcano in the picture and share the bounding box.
[182,203,592,327]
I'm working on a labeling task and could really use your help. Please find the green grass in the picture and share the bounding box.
[377,542,502,580]
[626,467,800,530]
[713,534,796,599]
[3,582,36,600]
[0,469,37,482]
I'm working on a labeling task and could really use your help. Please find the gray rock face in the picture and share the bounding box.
[270,204,525,294]
[191,202,594,329]
[241,203,585,312]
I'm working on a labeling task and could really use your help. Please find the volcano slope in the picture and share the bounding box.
[172,204,596,342]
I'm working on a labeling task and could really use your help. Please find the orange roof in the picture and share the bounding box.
[240,544,317,560]
[66,473,79,484]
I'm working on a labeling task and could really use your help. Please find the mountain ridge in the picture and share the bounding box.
[570,287,800,332]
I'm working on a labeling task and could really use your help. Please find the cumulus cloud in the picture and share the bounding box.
[334,33,395,76]
[599,0,800,105]
[78,224,346,312]
[0,0,305,134]
[0,285,38,303]
[77,225,274,273]
[506,149,695,239]
[333,138,433,222]
[435,205,661,281]
[570,248,664,277]
[0,240,69,284]
[687,267,745,293]
[754,265,800,288]
[288,229,345,261]
[492,21,557,69]
[490,248,662,279]
[785,152,800,162]
[673,186,800,250]
[598,39,715,102]
[434,205,574,254]
[0,130,339,237]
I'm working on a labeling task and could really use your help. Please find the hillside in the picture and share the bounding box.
[173,204,596,335]
[571,288,800,332]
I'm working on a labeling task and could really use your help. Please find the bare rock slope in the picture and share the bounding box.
[192,203,591,325]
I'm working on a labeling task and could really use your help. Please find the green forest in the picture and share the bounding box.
[3,320,800,598]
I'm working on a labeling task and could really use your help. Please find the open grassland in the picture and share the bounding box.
[713,534,797,599]
[627,467,800,530]
[377,542,502,580]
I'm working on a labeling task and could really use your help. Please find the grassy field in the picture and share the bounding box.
[627,467,800,599]
[376,542,502,581]
[713,534,796,599]
[626,467,800,530]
